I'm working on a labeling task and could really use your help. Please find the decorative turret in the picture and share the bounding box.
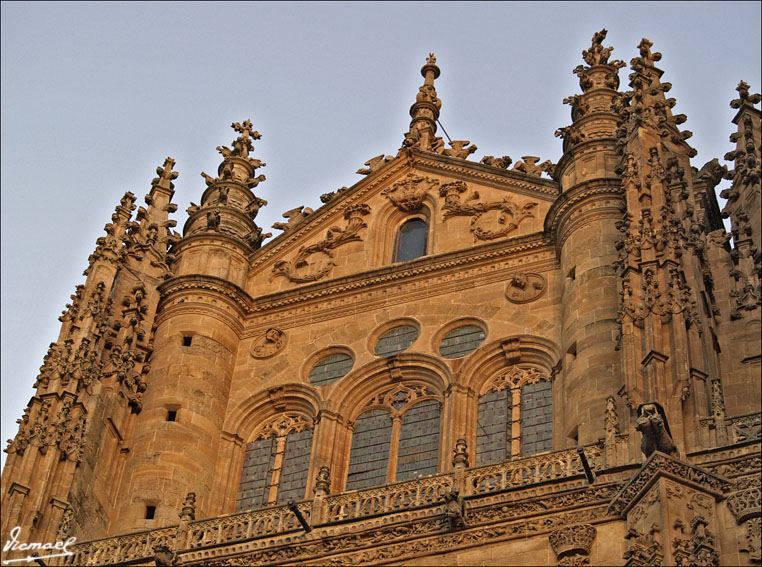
[555,29,625,175]
[182,120,270,250]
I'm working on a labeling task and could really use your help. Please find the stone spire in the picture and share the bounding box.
[402,53,445,153]
[182,120,271,250]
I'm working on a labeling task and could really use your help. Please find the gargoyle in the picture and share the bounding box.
[443,489,467,530]
[635,402,678,457]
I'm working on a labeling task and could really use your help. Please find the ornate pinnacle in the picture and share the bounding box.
[635,38,661,68]
[582,29,613,66]
[730,80,762,109]
[151,157,178,191]
[217,119,264,162]
[403,53,443,152]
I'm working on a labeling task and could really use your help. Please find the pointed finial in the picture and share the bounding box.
[582,29,613,66]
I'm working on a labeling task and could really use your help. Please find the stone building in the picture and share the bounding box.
[1,31,760,566]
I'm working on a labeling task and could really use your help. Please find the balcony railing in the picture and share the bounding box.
[61,443,602,565]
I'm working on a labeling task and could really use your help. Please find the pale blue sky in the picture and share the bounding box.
[2,1,760,469]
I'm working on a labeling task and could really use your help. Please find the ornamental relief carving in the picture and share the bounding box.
[272,204,371,284]
[505,272,546,303]
[250,328,285,359]
[439,181,538,241]
[382,172,439,212]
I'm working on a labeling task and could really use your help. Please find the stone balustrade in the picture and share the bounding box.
[60,444,602,565]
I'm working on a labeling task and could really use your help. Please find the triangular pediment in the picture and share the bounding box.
[245,148,558,297]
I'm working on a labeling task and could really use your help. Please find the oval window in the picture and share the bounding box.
[374,325,419,356]
[308,353,354,386]
[439,325,486,358]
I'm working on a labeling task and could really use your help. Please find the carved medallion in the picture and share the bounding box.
[382,172,439,212]
[505,272,546,303]
[250,328,286,358]
[439,181,538,241]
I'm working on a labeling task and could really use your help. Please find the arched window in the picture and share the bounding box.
[476,367,552,466]
[236,414,314,511]
[346,384,441,490]
[394,218,428,262]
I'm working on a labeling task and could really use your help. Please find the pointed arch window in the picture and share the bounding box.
[346,384,441,491]
[476,367,552,466]
[236,414,314,511]
[394,218,428,262]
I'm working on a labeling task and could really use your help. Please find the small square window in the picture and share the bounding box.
[167,410,177,422]
[145,505,156,519]
[182,336,193,347]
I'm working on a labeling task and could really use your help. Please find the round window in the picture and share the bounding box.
[308,352,354,386]
[374,325,419,356]
[439,325,486,358]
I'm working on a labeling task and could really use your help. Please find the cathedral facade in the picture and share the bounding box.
[1,31,760,566]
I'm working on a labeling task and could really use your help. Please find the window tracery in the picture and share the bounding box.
[347,383,441,490]
[476,367,552,465]
[236,413,314,511]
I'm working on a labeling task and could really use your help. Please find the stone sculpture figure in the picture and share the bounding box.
[635,402,678,457]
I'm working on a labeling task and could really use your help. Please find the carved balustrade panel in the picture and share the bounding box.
[187,501,312,548]
[467,445,603,495]
[323,474,454,523]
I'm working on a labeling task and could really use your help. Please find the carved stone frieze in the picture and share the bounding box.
[272,204,371,283]
[439,180,538,241]
[505,272,546,303]
[382,172,439,211]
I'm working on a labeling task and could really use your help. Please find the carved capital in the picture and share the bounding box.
[727,487,761,524]
[549,523,596,564]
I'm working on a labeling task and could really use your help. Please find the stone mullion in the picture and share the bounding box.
[510,387,522,458]
[387,415,403,484]
[266,435,287,506]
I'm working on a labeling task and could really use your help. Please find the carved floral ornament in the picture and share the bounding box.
[272,203,371,284]
[250,328,286,359]
[438,180,538,241]
[382,172,439,212]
